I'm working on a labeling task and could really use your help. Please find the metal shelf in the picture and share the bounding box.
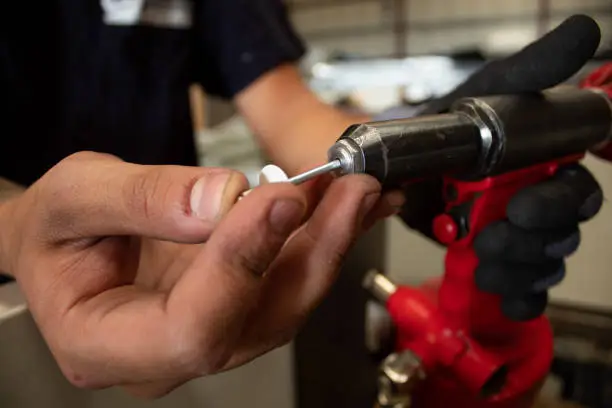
[298,6,611,41]
[287,0,611,57]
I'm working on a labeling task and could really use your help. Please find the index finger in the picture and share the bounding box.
[165,182,308,373]
[507,164,603,230]
[225,174,382,365]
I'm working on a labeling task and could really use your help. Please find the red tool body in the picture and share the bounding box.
[359,65,612,407]
[392,159,579,407]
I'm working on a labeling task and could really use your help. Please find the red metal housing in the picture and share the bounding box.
[386,159,583,407]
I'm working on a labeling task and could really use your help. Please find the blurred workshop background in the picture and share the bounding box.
[1,1,611,408]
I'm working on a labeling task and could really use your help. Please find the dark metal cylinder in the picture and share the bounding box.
[333,88,611,187]
[334,114,482,187]
[454,88,612,177]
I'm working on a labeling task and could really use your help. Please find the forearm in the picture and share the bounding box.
[0,177,24,203]
[264,101,368,176]
[0,178,24,278]
[236,64,370,176]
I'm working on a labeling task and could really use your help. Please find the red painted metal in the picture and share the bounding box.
[384,156,583,408]
[432,214,458,245]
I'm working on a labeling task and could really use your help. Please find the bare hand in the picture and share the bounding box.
[0,152,390,397]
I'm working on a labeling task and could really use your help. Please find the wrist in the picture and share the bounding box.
[0,179,25,277]
[0,203,16,278]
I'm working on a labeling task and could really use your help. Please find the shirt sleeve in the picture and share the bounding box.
[193,0,307,99]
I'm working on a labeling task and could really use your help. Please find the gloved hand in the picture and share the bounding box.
[398,14,605,321]
[473,164,602,320]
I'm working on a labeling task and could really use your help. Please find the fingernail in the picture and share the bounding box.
[384,191,406,212]
[360,194,379,218]
[358,194,381,232]
[269,199,305,235]
[190,173,232,220]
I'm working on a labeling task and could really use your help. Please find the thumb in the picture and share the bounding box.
[166,182,307,372]
[34,152,249,243]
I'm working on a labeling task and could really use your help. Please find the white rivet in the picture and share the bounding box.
[237,165,290,201]
[259,164,289,185]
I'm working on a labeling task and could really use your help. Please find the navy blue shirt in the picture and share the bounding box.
[0,0,306,186]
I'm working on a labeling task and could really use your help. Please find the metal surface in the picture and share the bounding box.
[292,88,612,189]
[328,134,367,174]
[454,88,612,177]
[365,301,394,355]
[287,160,342,185]
[377,351,425,408]
[329,114,482,186]
[363,270,398,302]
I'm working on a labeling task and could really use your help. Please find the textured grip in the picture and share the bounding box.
[437,160,573,330]
[424,14,601,115]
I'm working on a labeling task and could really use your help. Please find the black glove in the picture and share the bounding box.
[399,14,604,321]
[473,163,602,321]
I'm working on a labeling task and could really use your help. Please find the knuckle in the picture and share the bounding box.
[168,315,233,375]
[32,174,80,237]
[35,152,122,223]
[304,223,347,269]
[51,337,101,389]
[327,248,347,271]
[57,361,99,390]
[123,169,173,222]
[218,230,283,278]
[171,334,231,377]
[171,342,204,377]
[198,349,231,375]
[232,250,272,278]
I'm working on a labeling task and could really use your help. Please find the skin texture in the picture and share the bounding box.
[0,63,405,398]
[0,152,396,398]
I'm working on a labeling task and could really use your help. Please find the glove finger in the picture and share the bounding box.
[507,164,603,230]
[474,221,580,263]
[475,260,565,297]
[422,15,601,114]
[501,292,549,322]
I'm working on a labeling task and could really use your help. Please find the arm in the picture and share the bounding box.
[235,63,369,176]
[191,0,368,176]
[0,177,24,203]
